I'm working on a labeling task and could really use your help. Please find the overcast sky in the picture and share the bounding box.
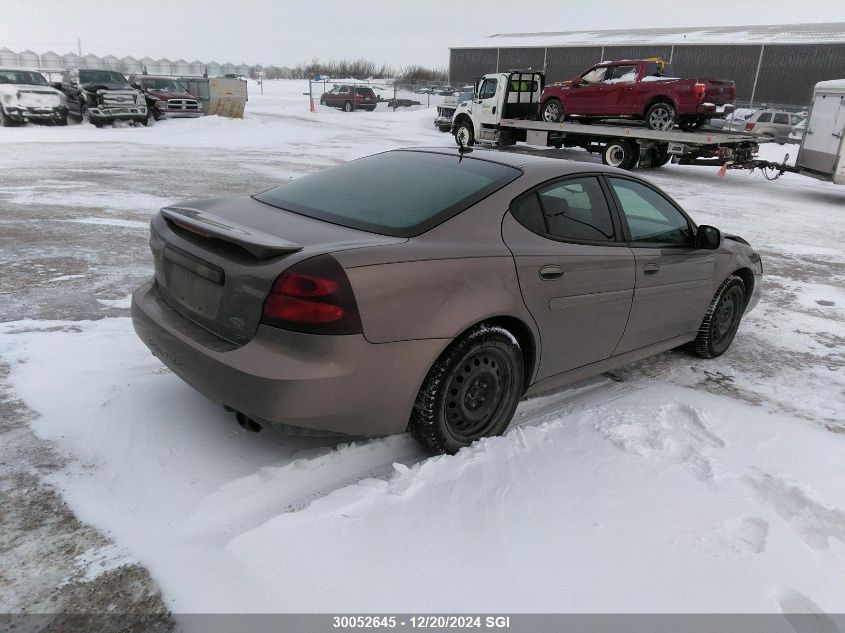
[3,0,844,68]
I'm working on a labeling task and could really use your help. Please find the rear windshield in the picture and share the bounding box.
[355,87,375,95]
[254,151,521,237]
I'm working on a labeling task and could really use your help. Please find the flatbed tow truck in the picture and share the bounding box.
[450,71,845,185]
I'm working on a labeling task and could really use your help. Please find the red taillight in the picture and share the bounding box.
[261,254,362,335]
[693,82,706,102]
[745,122,755,131]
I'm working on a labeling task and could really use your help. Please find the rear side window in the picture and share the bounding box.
[757,112,772,123]
[254,151,521,238]
[511,177,615,243]
[773,113,789,124]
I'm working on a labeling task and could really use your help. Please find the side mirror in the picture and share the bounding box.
[695,225,721,250]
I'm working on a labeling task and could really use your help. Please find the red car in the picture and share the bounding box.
[539,59,735,131]
[319,85,378,112]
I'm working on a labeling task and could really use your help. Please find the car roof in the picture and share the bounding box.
[395,147,629,174]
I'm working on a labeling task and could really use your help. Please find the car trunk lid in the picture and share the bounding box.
[151,196,405,345]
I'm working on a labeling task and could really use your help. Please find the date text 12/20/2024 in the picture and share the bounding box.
[332,616,511,629]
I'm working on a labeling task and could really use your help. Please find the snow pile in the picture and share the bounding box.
[1,318,843,614]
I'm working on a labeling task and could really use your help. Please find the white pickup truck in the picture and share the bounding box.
[0,68,68,126]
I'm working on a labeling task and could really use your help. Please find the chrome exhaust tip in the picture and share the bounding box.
[235,411,263,433]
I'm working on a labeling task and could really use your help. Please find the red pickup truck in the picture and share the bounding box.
[539,59,735,131]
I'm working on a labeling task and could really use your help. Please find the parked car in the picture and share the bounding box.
[128,74,202,121]
[728,108,805,143]
[435,90,473,131]
[60,68,147,127]
[132,148,762,454]
[319,85,377,111]
[539,59,736,131]
[0,68,67,126]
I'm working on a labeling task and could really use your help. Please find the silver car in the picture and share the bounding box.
[132,148,763,454]
[728,108,806,142]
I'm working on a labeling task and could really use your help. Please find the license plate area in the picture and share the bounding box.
[668,142,685,155]
[161,246,223,318]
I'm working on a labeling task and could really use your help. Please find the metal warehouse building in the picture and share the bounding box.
[449,23,845,107]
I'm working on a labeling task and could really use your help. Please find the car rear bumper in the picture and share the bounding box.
[131,280,446,436]
[697,103,735,116]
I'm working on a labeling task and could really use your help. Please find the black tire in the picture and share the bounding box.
[0,107,18,127]
[645,101,676,131]
[409,325,524,454]
[55,116,68,126]
[343,100,353,112]
[319,98,325,105]
[601,139,638,170]
[678,117,708,131]
[692,275,746,359]
[649,143,672,167]
[454,120,474,147]
[540,98,563,123]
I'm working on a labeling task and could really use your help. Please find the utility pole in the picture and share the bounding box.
[77,37,82,58]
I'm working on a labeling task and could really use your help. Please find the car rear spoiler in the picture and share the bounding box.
[160,206,303,259]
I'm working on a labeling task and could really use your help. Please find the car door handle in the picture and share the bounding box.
[539,265,566,280]
[643,263,660,275]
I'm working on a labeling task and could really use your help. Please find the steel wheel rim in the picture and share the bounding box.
[607,145,625,167]
[456,126,470,145]
[649,107,672,130]
[713,286,742,345]
[443,347,513,440]
[543,102,560,122]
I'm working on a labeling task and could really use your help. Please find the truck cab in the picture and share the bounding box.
[451,71,544,146]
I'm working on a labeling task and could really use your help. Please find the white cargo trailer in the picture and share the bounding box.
[796,80,845,185]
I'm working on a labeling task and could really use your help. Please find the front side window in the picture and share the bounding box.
[608,177,691,245]
[580,67,608,84]
[479,78,497,100]
[512,177,615,243]
[604,65,638,84]
[790,114,804,126]
[255,151,521,238]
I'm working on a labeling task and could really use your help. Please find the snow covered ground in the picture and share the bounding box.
[1,80,844,619]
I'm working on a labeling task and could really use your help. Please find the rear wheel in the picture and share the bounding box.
[649,143,672,167]
[693,276,746,358]
[409,325,524,454]
[454,120,474,147]
[540,98,563,123]
[645,101,676,131]
[55,116,68,126]
[602,139,638,170]
[343,101,353,112]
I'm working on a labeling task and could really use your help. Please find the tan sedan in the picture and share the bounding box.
[132,148,763,453]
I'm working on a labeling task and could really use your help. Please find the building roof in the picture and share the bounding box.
[452,22,845,49]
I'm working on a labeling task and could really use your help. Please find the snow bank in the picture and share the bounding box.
[1,318,843,614]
